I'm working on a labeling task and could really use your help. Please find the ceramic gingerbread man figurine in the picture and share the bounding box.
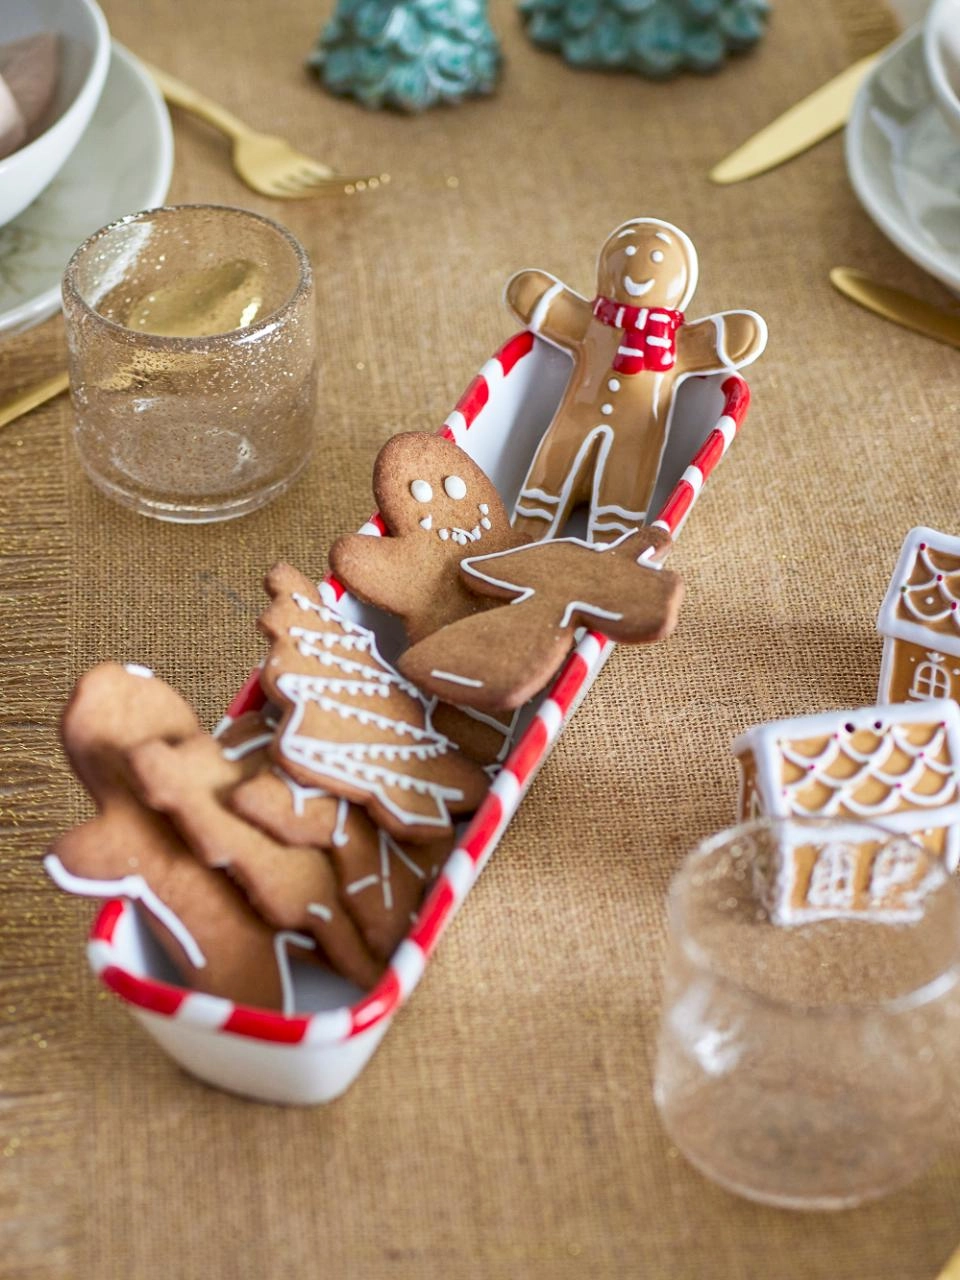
[506,217,767,544]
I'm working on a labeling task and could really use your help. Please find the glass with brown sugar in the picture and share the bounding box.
[62,204,316,522]
[654,817,960,1209]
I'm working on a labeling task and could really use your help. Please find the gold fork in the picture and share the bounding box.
[143,61,389,199]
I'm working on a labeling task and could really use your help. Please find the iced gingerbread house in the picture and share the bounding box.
[877,527,960,706]
[732,700,960,923]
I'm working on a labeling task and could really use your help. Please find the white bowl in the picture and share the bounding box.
[0,0,110,227]
[925,0,960,140]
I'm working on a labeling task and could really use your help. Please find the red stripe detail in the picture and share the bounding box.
[693,428,726,481]
[656,482,695,534]
[549,653,590,716]
[226,667,265,718]
[90,898,125,944]
[497,329,535,376]
[350,969,401,1035]
[222,1007,310,1043]
[100,965,187,1016]
[325,576,347,602]
[408,876,455,957]
[721,375,750,424]
[460,793,504,863]
[458,376,489,427]
[368,512,387,535]
[508,716,549,788]
[439,425,455,440]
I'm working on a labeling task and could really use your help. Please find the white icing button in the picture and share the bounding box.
[411,479,433,502]
[625,245,637,257]
[443,475,467,500]
[608,378,620,392]
[601,404,613,415]
[651,249,664,263]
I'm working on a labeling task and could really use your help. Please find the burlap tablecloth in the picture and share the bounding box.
[6,0,960,1275]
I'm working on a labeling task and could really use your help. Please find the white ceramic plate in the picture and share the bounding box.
[0,41,173,336]
[846,27,960,295]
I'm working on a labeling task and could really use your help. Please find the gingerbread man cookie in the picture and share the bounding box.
[330,432,527,764]
[330,432,529,644]
[129,719,384,991]
[259,562,487,840]
[506,218,767,543]
[399,529,682,711]
[45,663,300,1011]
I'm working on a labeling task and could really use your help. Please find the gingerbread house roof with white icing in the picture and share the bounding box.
[877,526,960,659]
[732,700,960,860]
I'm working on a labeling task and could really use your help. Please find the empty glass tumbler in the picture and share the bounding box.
[654,818,960,1209]
[62,204,317,522]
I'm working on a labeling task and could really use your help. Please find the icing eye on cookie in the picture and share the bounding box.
[410,479,433,502]
[651,249,664,263]
[443,475,467,500]
[624,245,637,257]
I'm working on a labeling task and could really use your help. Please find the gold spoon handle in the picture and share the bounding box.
[0,371,69,431]
[140,60,251,142]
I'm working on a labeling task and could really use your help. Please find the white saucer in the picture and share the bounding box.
[846,27,960,294]
[0,42,173,336]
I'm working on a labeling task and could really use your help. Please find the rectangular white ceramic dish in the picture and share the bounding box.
[83,329,752,1104]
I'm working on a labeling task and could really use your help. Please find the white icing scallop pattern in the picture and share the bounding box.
[900,545,960,630]
[780,722,958,817]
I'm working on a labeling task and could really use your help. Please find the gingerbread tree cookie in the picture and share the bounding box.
[45,663,299,1011]
[128,721,384,991]
[399,529,682,711]
[506,217,767,544]
[259,562,487,840]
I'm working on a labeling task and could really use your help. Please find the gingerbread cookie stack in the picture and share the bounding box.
[45,216,765,1020]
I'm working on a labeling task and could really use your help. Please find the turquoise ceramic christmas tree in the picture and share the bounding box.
[310,0,502,111]
[519,0,770,76]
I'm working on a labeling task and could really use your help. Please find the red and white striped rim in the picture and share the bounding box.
[88,335,750,1047]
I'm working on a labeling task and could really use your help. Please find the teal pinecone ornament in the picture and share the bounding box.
[310,0,502,111]
[519,0,770,76]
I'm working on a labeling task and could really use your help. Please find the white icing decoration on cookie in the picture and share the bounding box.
[430,670,485,688]
[274,930,315,1015]
[43,854,207,969]
[411,479,433,502]
[345,829,429,914]
[271,595,468,831]
[220,732,274,761]
[443,475,467,500]
[419,515,432,531]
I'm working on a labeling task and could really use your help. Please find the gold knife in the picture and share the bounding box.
[0,370,69,431]
[710,52,880,184]
[830,267,960,350]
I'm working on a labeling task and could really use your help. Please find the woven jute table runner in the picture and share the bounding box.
[7,0,959,1276]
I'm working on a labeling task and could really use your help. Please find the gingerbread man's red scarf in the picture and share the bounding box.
[592,296,684,375]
